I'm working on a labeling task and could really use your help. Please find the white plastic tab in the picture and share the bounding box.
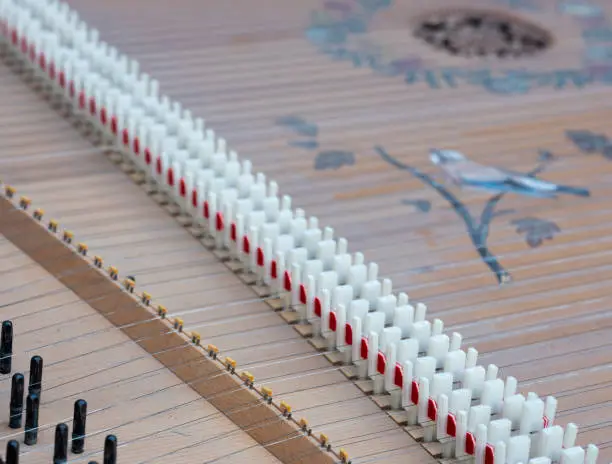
[559,447,585,464]
[397,338,419,364]
[463,365,486,398]
[481,378,504,414]
[363,311,385,337]
[536,425,563,462]
[414,356,436,382]
[430,372,453,400]
[507,435,531,464]
[379,326,401,352]
[411,320,432,351]
[449,388,472,415]
[393,304,414,337]
[467,404,491,432]
[435,393,449,440]
[488,418,511,445]
[519,396,545,435]
[427,334,450,368]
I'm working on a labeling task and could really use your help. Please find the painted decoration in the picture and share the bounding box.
[305,0,612,94]
[275,115,356,170]
[374,144,588,284]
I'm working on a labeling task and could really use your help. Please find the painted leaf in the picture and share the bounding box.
[511,217,561,248]
[566,130,609,153]
[538,149,555,162]
[401,199,431,212]
[275,115,319,137]
[314,150,355,170]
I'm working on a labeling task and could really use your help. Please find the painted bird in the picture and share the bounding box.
[429,149,590,198]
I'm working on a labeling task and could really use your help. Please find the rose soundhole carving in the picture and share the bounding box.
[414,10,551,58]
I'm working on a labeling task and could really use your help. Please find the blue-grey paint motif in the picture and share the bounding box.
[401,199,432,212]
[376,145,583,284]
[559,1,602,17]
[275,115,319,137]
[511,217,561,247]
[566,130,612,159]
[315,150,356,170]
[275,115,356,170]
[538,150,555,162]
[305,0,612,94]
[430,149,590,198]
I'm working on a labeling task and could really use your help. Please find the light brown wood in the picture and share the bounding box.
[0,196,337,464]
[0,238,283,464]
[0,64,433,463]
[2,0,612,461]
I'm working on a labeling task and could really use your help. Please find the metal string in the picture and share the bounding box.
[4,190,612,338]
[0,118,604,464]
[2,276,418,460]
[1,236,612,410]
[1,108,612,292]
[2,161,610,282]
[0,53,604,464]
[2,221,608,428]
[18,362,370,461]
[2,156,608,340]
[2,199,612,305]
[130,388,398,464]
[1,25,612,464]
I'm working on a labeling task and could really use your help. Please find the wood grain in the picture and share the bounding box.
[0,245,283,464]
[0,63,433,463]
[3,0,612,460]
[0,197,336,464]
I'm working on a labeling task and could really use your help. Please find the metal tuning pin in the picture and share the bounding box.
[103,435,117,464]
[9,373,24,429]
[53,423,69,464]
[24,392,40,446]
[5,440,19,464]
[71,399,87,454]
[0,321,13,374]
[27,355,43,400]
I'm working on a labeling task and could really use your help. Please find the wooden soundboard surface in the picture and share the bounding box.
[0,63,432,463]
[2,0,612,461]
[0,239,285,464]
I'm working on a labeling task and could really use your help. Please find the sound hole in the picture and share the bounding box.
[414,10,552,59]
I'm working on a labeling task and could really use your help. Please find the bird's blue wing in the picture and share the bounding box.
[461,177,558,198]
[498,169,558,192]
